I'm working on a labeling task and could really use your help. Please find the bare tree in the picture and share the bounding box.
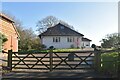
[36,16,75,34]
[36,16,59,33]
[59,20,74,30]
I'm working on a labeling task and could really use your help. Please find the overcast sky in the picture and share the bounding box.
[1,1,118,45]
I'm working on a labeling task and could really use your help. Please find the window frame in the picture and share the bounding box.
[67,37,74,42]
[53,37,60,43]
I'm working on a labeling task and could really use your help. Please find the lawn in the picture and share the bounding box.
[18,48,86,54]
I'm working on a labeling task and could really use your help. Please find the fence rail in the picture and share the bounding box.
[6,50,97,72]
[5,48,120,76]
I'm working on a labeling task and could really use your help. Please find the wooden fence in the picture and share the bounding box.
[1,51,8,66]
[7,50,96,72]
[4,49,120,74]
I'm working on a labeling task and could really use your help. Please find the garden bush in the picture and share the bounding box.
[101,52,119,75]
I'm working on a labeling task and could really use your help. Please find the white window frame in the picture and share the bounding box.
[53,37,60,42]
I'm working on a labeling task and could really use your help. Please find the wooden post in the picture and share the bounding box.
[8,50,12,71]
[118,49,120,79]
[49,48,53,72]
[94,49,101,72]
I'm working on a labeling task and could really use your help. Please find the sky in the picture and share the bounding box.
[1,2,118,46]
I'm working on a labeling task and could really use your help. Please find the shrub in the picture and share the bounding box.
[41,44,46,49]
[0,33,8,44]
[101,52,119,75]
[81,46,85,49]
[49,46,54,49]
[70,44,74,48]
[91,44,96,48]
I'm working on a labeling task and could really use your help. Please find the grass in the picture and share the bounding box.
[18,48,83,54]
[1,65,11,75]
[2,69,10,75]
[53,48,81,52]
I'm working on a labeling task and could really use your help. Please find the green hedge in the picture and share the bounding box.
[18,49,81,54]
[101,52,119,74]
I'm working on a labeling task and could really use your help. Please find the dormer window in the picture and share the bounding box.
[60,26,64,29]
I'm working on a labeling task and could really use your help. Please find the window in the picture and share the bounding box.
[70,38,72,42]
[59,37,60,42]
[53,37,55,42]
[83,43,84,46]
[53,37,60,42]
[60,26,64,29]
[67,37,74,42]
[77,38,79,42]
[73,37,74,42]
[67,37,69,42]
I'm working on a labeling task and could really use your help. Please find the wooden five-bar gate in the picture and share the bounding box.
[2,49,120,79]
[6,49,102,72]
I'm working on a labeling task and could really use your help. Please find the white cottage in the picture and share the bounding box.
[82,38,92,48]
[39,23,91,49]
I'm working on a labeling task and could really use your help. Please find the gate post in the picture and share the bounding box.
[8,50,12,71]
[94,49,101,72]
[49,48,53,72]
[118,49,120,79]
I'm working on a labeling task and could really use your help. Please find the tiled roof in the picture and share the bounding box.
[39,23,84,36]
[0,13,20,38]
[0,13,14,22]
[82,38,92,41]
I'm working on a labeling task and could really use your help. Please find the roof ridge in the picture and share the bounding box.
[0,13,14,22]
[82,37,92,41]
[57,23,84,36]
[39,23,84,37]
